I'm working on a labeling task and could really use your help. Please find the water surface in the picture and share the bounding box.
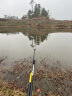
[0,32,72,67]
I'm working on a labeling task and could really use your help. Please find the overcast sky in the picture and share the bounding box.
[0,0,72,20]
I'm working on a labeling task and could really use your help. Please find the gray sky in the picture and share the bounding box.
[0,0,72,20]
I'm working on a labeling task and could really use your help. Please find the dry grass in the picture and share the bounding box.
[0,57,72,96]
[0,81,27,96]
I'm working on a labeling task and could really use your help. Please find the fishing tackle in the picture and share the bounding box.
[27,48,36,96]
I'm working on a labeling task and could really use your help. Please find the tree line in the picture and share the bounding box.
[22,4,49,19]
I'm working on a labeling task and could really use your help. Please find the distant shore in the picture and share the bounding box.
[0,18,72,31]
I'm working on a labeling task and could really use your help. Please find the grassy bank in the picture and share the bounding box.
[0,18,72,31]
[0,81,27,96]
[0,57,72,96]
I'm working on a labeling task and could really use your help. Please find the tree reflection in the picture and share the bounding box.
[22,29,49,47]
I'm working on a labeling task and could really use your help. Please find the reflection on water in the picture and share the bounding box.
[0,31,72,67]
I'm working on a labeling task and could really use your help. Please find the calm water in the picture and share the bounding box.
[0,32,72,67]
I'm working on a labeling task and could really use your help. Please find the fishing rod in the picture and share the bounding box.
[27,48,36,96]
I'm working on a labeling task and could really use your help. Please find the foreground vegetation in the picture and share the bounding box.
[0,57,72,96]
[0,81,27,96]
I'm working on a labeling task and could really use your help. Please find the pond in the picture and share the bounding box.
[0,31,72,68]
